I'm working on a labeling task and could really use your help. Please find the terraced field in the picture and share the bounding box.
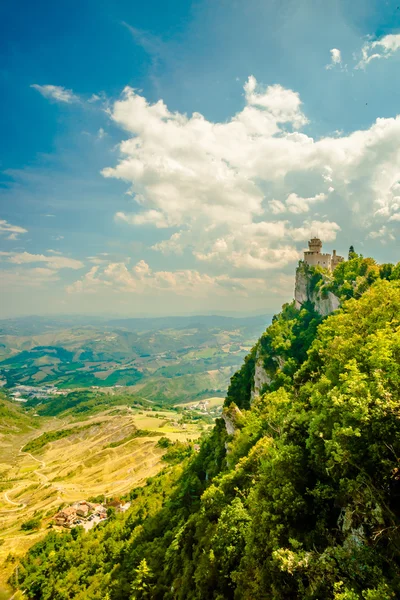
[0,404,205,597]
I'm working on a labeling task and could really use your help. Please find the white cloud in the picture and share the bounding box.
[288,220,341,242]
[152,232,184,254]
[2,252,83,270]
[102,77,342,275]
[243,76,308,129]
[269,192,327,215]
[115,209,170,228]
[0,219,27,240]
[326,48,342,69]
[87,75,400,294]
[356,34,400,69]
[268,200,286,215]
[367,225,395,243]
[67,259,274,298]
[31,84,79,103]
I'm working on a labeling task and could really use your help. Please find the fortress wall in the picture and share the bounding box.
[304,252,331,268]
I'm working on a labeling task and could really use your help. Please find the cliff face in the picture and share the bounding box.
[222,404,243,435]
[249,264,340,403]
[294,264,340,317]
[250,347,271,402]
[225,262,341,413]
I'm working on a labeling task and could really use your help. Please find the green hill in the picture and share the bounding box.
[0,315,268,403]
[0,395,39,435]
[10,255,400,599]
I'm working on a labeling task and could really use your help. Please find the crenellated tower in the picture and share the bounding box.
[303,237,344,271]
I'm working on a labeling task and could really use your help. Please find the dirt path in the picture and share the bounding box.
[0,447,49,513]
[3,492,24,507]
[2,492,26,511]
[18,447,48,483]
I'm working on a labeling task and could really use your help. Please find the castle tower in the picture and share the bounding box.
[303,237,332,269]
[331,249,344,269]
[308,237,322,253]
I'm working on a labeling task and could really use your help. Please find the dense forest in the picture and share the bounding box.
[11,254,400,599]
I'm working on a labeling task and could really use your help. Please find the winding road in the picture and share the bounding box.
[1,446,49,512]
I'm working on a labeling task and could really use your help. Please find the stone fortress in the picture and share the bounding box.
[239,237,347,406]
[303,237,344,270]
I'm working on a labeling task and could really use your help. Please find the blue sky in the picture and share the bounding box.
[0,0,399,317]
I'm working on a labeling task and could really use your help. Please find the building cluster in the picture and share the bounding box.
[9,384,71,402]
[189,400,210,412]
[54,499,130,528]
[303,238,344,270]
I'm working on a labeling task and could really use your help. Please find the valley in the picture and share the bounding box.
[0,394,221,597]
[0,315,269,404]
[0,315,266,597]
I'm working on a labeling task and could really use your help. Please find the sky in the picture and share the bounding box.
[0,0,400,318]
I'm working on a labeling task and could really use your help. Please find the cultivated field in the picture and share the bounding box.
[0,405,205,597]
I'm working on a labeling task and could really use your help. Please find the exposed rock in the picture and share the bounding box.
[294,267,309,310]
[222,414,236,435]
[251,347,271,402]
[273,355,285,370]
[295,264,340,317]
[222,404,242,435]
[312,290,340,316]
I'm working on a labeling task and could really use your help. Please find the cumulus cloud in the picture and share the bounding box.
[115,209,170,228]
[100,77,344,276]
[243,75,309,129]
[31,84,79,103]
[66,259,276,298]
[326,48,342,69]
[356,34,400,69]
[269,192,327,215]
[367,225,395,243]
[0,219,27,240]
[96,74,400,290]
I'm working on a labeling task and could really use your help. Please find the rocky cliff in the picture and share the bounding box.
[224,262,342,413]
[294,263,340,317]
[249,263,340,404]
[250,347,271,402]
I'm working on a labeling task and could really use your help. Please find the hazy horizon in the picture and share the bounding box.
[0,311,273,322]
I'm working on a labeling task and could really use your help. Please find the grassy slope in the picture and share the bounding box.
[11,269,400,599]
[0,405,206,596]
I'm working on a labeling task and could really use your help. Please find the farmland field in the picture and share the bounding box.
[0,398,211,597]
[0,314,269,596]
[0,314,269,404]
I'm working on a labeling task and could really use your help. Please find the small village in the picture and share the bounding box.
[54,499,131,531]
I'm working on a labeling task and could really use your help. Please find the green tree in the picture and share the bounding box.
[130,559,153,599]
[21,516,41,531]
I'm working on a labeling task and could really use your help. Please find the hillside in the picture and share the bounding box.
[9,254,400,599]
[0,396,39,436]
[0,400,211,598]
[0,315,269,404]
